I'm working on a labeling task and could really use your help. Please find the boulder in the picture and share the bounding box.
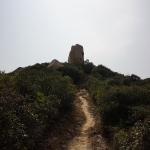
[68,44,84,65]
[48,59,63,69]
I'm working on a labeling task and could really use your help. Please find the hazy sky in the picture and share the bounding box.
[0,0,150,79]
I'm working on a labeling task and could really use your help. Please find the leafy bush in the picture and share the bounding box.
[57,63,83,84]
[107,78,122,86]
[40,75,76,111]
[92,65,116,79]
[85,77,101,101]
[130,74,141,82]
[86,74,150,149]
[113,119,150,150]
[0,88,30,149]
[123,78,131,86]
[0,63,77,149]
[94,86,150,126]
[83,60,95,74]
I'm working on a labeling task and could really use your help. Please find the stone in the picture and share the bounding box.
[68,44,84,65]
[48,59,63,69]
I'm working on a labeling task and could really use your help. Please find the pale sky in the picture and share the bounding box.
[0,0,150,79]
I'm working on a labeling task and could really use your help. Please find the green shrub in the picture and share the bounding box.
[95,86,150,125]
[113,119,150,150]
[92,65,116,79]
[57,64,83,84]
[123,78,131,86]
[0,63,77,149]
[84,62,150,149]
[107,78,122,86]
[85,77,101,100]
[83,60,95,74]
[0,89,31,149]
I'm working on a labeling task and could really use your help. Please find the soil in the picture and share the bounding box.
[68,89,108,150]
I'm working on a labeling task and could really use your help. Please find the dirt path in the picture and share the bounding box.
[68,89,107,150]
[68,89,94,150]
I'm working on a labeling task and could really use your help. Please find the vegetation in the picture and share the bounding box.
[1,60,150,150]
[86,65,150,150]
[0,63,77,149]
[83,59,95,74]
[57,63,83,84]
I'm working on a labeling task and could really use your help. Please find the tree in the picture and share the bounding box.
[57,64,83,84]
[130,74,141,81]
[92,65,116,79]
[83,59,95,74]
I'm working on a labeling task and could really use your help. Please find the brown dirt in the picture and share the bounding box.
[68,89,108,150]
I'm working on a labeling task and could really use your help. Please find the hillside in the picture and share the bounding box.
[0,61,150,149]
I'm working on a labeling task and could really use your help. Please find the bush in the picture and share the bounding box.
[0,89,30,149]
[95,86,150,125]
[57,64,83,84]
[40,75,76,111]
[107,78,122,86]
[113,119,150,150]
[86,75,150,149]
[92,65,116,79]
[84,62,150,149]
[0,63,77,149]
[83,60,95,74]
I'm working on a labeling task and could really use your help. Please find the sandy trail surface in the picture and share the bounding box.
[68,89,107,150]
[68,89,108,150]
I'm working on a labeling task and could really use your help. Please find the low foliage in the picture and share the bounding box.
[0,63,76,149]
[92,65,116,79]
[86,65,150,150]
[83,59,95,74]
[57,63,83,84]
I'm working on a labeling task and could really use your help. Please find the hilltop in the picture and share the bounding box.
[1,44,150,149]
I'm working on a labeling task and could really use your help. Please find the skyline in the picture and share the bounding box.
[0,0,150,79]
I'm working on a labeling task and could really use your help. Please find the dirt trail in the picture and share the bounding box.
[68,89,107,150]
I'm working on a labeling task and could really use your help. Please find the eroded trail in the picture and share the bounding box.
[67,89,95,150]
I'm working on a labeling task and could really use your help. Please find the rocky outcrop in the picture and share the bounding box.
[68,44,84,65]
[48,59,63,69]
